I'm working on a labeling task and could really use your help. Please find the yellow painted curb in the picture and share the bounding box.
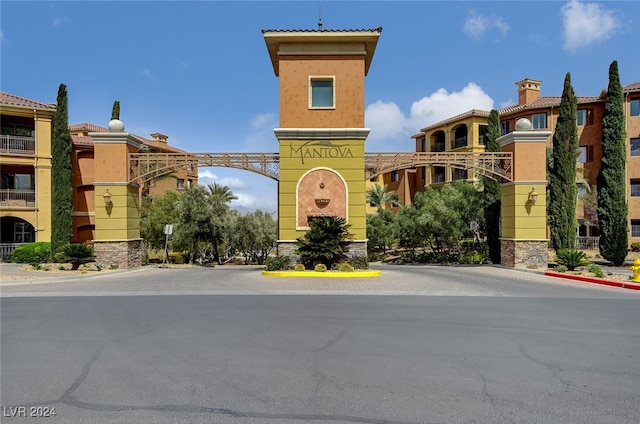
[261,270,382,278]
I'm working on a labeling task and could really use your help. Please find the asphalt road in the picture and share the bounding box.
[1,265,639,424]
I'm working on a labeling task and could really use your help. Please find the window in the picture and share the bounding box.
[578,145,594,163]
[421,166,426,180]
[177,179,184,190]
[631,99,640,117]
[500,121,510,135]
[420,138,426,152]
[391,170,399,183]
[631,138,640,157]
[631,179,640,197]
[1,173,34,190]
[453,168,468,181]
[478,125,488,145]
[14,222,34,243]
[577,108,594,126]
[309,77,334,108]
[632,220,640,237]
[434,167,446,183]
[532,113,547,129]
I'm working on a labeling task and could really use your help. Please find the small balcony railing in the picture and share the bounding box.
[0,189,36,207]
[0,135,36,155]
[576,236,600,250]
[453,136,468,149]
[431,142,445,152]
[0,243,27,261]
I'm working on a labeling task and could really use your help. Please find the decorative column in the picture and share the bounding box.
[89,119,144,268]
[498,118,551,268]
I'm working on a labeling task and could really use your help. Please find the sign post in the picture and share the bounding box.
[162,224,173,266]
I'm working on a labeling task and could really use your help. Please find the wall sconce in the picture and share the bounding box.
[528,187,538,205]
[103,189,113,205]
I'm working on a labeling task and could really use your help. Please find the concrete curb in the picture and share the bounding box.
[544,270,640,291]
[262,270,382,278]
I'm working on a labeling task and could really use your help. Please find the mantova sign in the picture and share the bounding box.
[289,141,354,164]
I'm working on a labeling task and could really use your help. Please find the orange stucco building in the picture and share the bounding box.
[1,90,196,259]
[397,78,640,247]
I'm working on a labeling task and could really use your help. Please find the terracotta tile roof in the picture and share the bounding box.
[261,27,382,34]
[0,91,56,111]
[624,82,640,92]
[69,122,187,153]
[71,135,94,146]
[499,96,601,115]
[419,109,490,132]
[69,123,109,133]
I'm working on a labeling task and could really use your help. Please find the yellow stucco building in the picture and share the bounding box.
[0,92,55,256]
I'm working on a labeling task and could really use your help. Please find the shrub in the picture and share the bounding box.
[294,263,306,272]
[458,251,487,264]
[555,248,590,271]
[264,256,291,271]
[367,252,386,263]
[55,244,96,270]
[631,242,640,252]
[588,264,604,278]
[416,251,458,264]
[555,265,568,273]
[11,242,51,266]
[337,262,355,272]
[346,256,368,270]
[314,263,327,272]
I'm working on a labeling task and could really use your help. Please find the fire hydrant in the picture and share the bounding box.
[631,258,640,283]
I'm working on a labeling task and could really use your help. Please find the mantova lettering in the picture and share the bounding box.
[290,141,353,164]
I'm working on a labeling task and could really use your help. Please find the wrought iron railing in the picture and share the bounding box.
[0,135,35,155]
[453,136,468,149]
[0,189,36,207]
[575,236,600,250]
[0,243,27,260]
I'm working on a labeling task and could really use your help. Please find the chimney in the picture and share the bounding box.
[515,78,542,105]
[150,132,168,143]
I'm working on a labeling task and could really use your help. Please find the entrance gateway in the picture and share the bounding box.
[89,26,549,269]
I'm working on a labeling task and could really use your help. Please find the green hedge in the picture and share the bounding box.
[11,242,52,266]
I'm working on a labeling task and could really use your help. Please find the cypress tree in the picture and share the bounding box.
[481,109,502,264]
[596,60,628,265]
[548,72,579,251]
[51,83,73,258]
[111,100,120,120]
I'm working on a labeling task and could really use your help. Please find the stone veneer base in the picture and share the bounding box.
[500,239,548,269]
[94,239,145,269]
[276,240,368,264]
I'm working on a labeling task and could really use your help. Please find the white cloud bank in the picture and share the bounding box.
[561,0,620,51]
[365,83,494,151]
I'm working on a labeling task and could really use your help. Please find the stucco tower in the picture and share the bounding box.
[263,27,382,258]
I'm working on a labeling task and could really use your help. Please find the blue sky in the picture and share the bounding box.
[2,1,638,213]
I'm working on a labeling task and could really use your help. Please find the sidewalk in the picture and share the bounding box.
[0,262,131,285]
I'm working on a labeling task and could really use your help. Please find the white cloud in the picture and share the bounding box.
[561,0,620,50]
[463,10,509,39]
[365,83,494,151]
[250,113,277,130]
[197,170,247,190]
[139,68,158,81]
[52,16,69,27]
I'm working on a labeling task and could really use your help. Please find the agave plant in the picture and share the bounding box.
[55,243,96,270]
[555,248,590,271]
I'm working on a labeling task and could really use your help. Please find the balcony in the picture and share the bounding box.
[431,142,445,152]
[453,136,468,149]
[0,189,36,208]
[0,135,35,155]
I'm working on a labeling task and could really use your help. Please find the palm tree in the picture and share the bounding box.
[207,182,238,204]
[366,183,400,209]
